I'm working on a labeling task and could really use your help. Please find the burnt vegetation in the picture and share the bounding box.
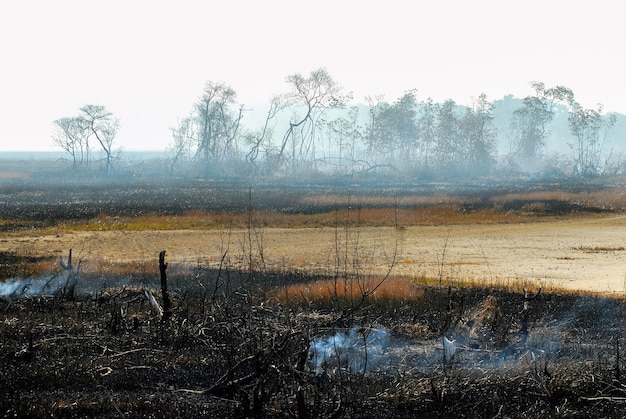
[2,173,626,417]
[2,268,626,417]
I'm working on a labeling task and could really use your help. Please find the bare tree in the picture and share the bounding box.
[52,117,89,168]
[568,101,616,177]
[195,81,243,163]
[79,104,120,174]
[278,68,348,171]
[170,81,244,175]
[167,116,195,174]
[244,96,286,173]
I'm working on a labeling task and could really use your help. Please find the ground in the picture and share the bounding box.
[3,175,626,417]
[2,214,626,294]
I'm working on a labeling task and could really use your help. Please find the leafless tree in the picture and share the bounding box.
[170,81,244,174]
[53,104,120,173]
[80,104,120,174]
[195,81,243,163]
[52,117,89,168]
[277,68,349,171]
[244,96,286,173]
[568,101,616,177]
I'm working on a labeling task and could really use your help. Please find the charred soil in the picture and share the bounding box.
[2,279,626,418]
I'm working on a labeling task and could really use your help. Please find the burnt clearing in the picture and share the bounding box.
[1,176,624,223]
[2,273,626,418]
[2,177,626,417]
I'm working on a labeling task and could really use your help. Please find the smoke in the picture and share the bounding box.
[309,326,389,375]
[0,275,65,298]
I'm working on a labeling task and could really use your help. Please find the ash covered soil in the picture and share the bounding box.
[2,281,626,418]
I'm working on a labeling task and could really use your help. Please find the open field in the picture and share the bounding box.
[3,176,626,416]
[2,215,626,293]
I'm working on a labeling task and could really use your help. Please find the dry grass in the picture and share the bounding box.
[6,185,626,236]
[275,275,423,305]
[44,205,536,234]
[491,187,626,210]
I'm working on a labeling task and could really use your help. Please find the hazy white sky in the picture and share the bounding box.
[0,0,623,151]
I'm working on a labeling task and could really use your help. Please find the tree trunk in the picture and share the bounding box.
[159,250,172,321]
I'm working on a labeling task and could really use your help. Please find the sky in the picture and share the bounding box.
[0,0,623,152]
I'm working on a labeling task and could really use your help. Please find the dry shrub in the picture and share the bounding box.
[275,275,423,305]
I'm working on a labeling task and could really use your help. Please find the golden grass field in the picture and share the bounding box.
[3,212,626,294]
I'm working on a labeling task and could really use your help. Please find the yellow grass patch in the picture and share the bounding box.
[48,205,534,234]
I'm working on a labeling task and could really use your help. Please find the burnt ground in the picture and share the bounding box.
[0,175,622,224]
[2,270,626,418]
[2,176,626,416]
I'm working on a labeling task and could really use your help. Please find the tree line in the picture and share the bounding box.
[53,68,619,179]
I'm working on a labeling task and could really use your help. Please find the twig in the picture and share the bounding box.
[581,396,626,402]
[175,388,205,394]
[438,228,452,287]
[110,391,126,418]
[108,348,166,358]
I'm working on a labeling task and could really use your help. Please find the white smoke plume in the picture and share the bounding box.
[0,275,64,298]
[309,326,389,375]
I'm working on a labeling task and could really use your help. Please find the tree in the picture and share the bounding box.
[379,90,419,167]
[416,98,439,170]
[458,93,497,175]
[195,81,243,164]
[244,96,286,173]
[170,81,244,175]
[167,116,195,174]
[364,91,419,170]
[53,104,120,173]
[434,99,463,170]
[80,105,120,174]
[509,82,573,172]
[278,68,348,171]
[568,101,616,177]
[364,94,388,165]
[52,117,89,168]
[321,105,364,175]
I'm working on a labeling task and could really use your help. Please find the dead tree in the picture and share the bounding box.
[521,285,542,341]
[60,248,80,299]
[159,250,172,321]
